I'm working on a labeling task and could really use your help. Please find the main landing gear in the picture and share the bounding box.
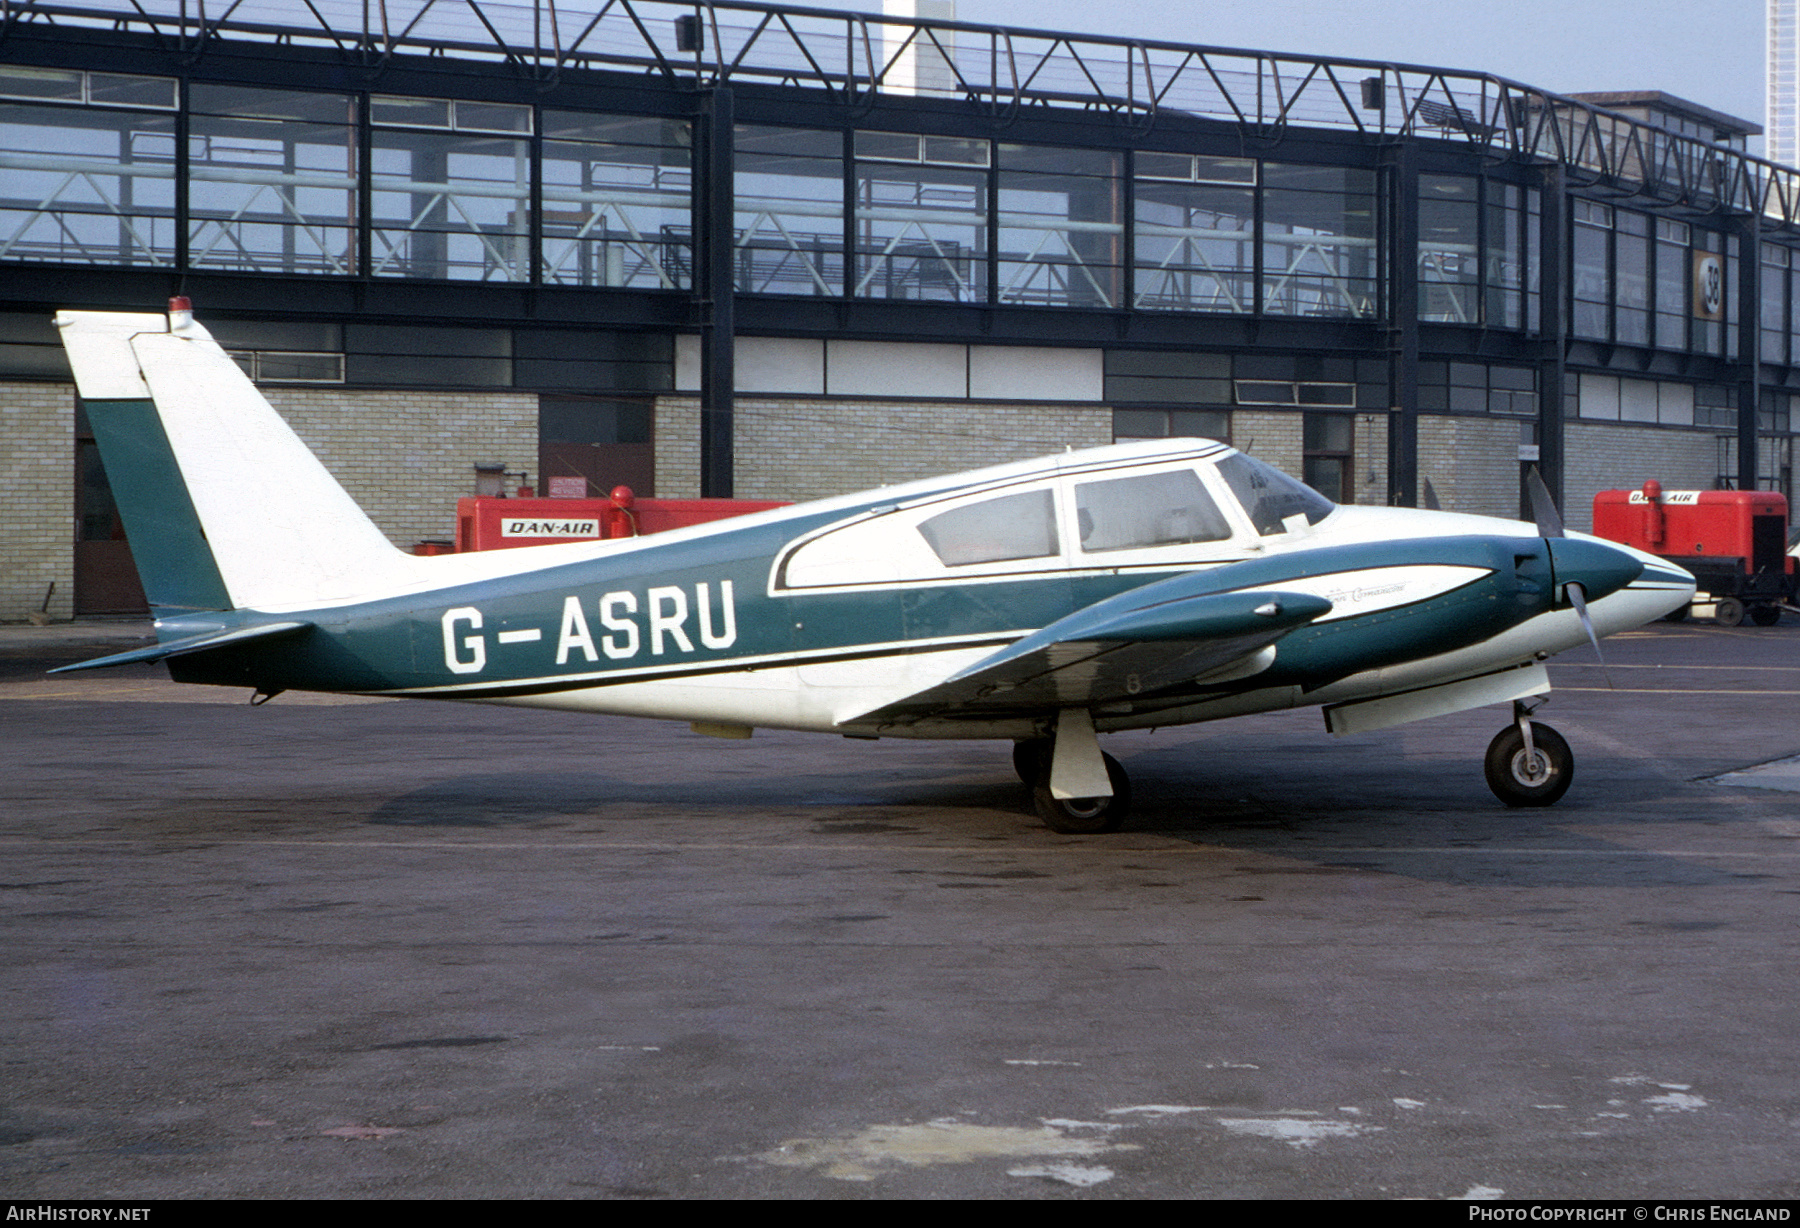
[1013,714,1133,834]
[1484,700,1574,807]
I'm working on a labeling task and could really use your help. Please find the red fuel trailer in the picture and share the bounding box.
[448,486,789,553]
[1591,481,1794,625]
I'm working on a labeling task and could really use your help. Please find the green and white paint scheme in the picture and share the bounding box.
[54,302,1694,831]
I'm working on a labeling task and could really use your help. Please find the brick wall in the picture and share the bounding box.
[1565,422,1723,533]
[1228,410,1303,482]
[1419,415,1526,518]
[0,382,75,621]
[265,388,538,547]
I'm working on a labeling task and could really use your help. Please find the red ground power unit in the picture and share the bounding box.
[1591,482,1793,625]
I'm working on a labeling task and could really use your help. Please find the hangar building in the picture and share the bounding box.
[0,0,1792,618]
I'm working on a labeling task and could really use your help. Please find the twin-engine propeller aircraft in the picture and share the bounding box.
[54,300,1693,832]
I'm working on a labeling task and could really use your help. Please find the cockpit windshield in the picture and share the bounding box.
[1216,453,1335,536]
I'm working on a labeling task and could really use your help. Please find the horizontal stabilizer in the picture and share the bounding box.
[49,621,312,674]
[844,576,1333,726]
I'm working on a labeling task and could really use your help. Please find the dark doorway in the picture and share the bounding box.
[1302,411,1354,504]
[538,395,655,497]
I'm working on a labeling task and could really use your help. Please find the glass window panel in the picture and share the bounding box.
[372,96,451,128]
[0,66,84,102]
[187,87,357,276]
[1235,380,1297,405]
[455,101,532,134]
[1261,163,1377,318]
[0,102,176,266]
[1485,182,1525,329]
[1303,455,1348,503]
[1303,413,1353,452]
[1418,174,1478,323]
[854,130,921,161]
[1168,409,1229,438]
[1764,254,1789,365]
[854,158,985,302]
[997,144,1121,308]
[87,74,177,110]
[1572,212,1610,339]
[1074,470,1232,552]
[1490,364,1535,391]
[1615,216,1650,345]
[541,113,691,290]
[1656,235,1688,350]
[1450,385,1488,412]
[917,489,1059,565]
[1135,151,1194,181]
[1112,409,1168,439]
[735,124,841,296]
[1296,382,1355,407]
[998,143,1117,177]
[1134,179,1253,312]
[250,352,345,383]
[371,130,531,281]
[921,135,988,166]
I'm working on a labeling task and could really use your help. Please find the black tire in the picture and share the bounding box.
[1662,603,1690,623]
[1032,752,1131,834]
[1715,597,1746,627]
[1012,738,1052,784]
[1751,605,1783,627]
[1484,722,1573,808]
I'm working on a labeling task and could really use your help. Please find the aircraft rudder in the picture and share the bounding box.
[58,300,414,613]
[61,307,234,613]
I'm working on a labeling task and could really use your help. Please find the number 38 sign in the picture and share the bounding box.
[1693,251,1724,321]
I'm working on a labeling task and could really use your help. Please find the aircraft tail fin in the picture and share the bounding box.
[58,300,411,613]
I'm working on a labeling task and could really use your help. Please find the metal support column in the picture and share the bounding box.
[1735,217,1762,491]
[1384,143,1419,507]
[1535,166,1567,511]
[698,86,736,498]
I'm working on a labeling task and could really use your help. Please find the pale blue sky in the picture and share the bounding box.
[792,0,1765,148]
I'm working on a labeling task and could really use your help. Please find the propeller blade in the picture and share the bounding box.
[1422,477,1441,512]
[1564,581,1614,689]
[1526,467,1564,538]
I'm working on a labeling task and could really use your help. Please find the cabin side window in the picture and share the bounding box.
[1073,469,1233,552]
[917,489,1060,566]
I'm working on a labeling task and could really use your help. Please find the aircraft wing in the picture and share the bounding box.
[842,574,1332,727]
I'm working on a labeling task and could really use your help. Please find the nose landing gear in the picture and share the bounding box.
[1485,700,1573,807]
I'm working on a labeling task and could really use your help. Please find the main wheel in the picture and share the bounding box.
[1032,752,1131,834]
[1012,738,1052,785]
[1751,604,1783,627]
[1715,596,1746,627]
[1484,722,1573,807]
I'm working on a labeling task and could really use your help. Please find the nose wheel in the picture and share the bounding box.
[1484,712,1573,807]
